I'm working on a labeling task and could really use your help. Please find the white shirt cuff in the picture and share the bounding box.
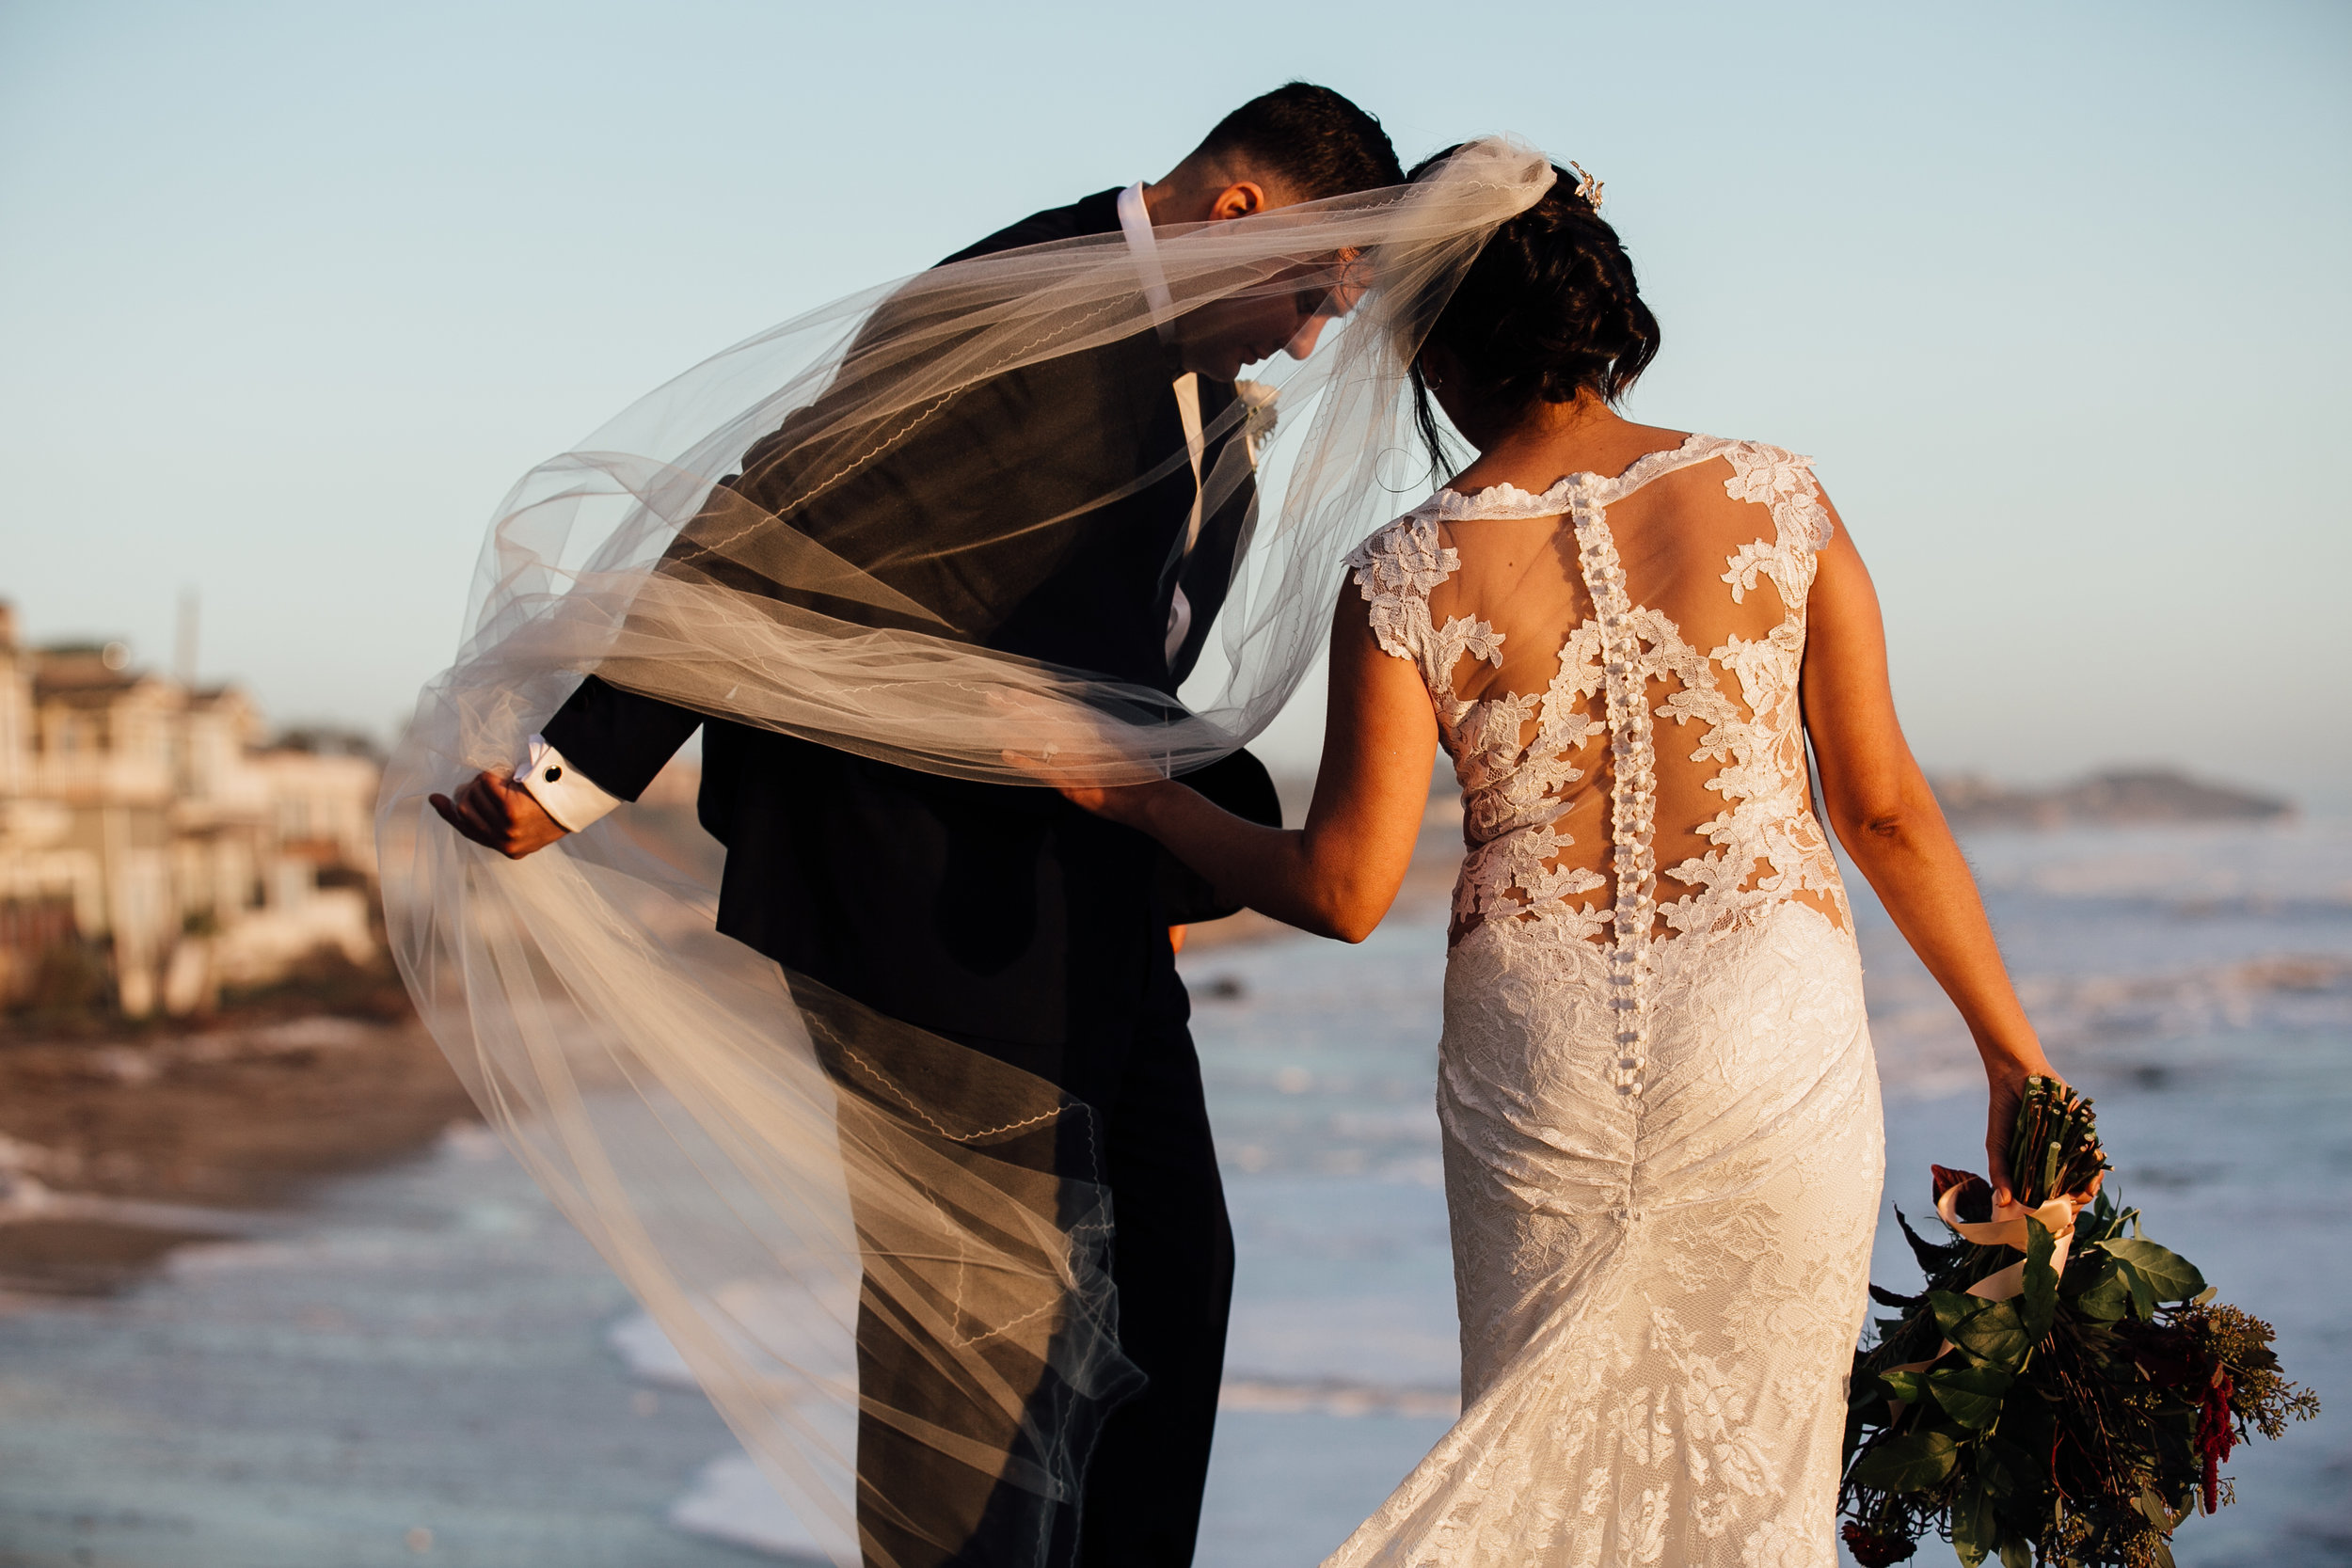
[513,735,623,832]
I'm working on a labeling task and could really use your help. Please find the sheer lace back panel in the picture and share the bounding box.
[1327,436,1883,1566]
[1346,434,1850,964]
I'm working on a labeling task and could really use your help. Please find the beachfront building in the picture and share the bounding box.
[0,603,380,1017]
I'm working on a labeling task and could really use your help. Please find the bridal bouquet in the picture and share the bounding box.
[1838,1079,2318,1568]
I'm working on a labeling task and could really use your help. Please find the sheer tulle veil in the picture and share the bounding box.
[376,138,1553,1566]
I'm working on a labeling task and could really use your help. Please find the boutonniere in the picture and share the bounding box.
[1235,379,1279,468]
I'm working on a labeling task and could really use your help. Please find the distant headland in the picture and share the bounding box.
[1929,768,2293,830]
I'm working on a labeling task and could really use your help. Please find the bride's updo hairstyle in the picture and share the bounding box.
[1405,147,1661,470]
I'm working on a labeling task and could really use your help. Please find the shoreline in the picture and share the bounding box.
[0,800,1470,1293]
[0,984,477,1298]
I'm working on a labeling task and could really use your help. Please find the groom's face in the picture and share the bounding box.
[1172,261,1364,381]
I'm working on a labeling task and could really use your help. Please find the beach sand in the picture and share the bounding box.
[0,975,476,1297]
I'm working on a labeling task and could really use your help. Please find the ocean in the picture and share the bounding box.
[1188,817,2352,1566]
[1,818,2345,1566]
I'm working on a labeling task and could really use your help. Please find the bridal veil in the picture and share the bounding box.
[376,138,1553,1567]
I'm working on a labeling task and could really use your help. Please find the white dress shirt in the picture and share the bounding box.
[1118,182,1210,664]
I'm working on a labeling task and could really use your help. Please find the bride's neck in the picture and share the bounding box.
[1447,395,1683,493]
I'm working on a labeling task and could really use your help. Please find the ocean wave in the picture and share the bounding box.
[1219,1378,1459,1419]
[1959,819,2352,905]
[1867,949,2352,1095]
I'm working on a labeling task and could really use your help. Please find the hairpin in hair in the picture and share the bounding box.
[1567,161,1604,213]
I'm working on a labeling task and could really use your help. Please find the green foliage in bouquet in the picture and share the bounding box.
[1838,1080,2319,1568]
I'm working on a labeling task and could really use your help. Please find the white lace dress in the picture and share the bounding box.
[1325,436,1883,1567]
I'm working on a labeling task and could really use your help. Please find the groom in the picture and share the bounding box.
[434,84,1403,1567]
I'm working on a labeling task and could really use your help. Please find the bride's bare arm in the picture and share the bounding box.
[1051,589,1438,942]
[1802,499,2075,1203]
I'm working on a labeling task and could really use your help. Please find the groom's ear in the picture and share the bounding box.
[1205,181,1274,222]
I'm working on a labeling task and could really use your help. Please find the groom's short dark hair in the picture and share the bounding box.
[1198,83,1404,201]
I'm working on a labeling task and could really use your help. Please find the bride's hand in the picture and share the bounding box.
[985,687,1168,824]
[1982,1048,2104,1208]
[1000,748,1171,829]
[1982,1056,2040,1208]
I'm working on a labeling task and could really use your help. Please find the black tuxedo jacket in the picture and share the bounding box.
[543,189,1279,1056]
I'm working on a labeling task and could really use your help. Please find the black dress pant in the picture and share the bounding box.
[1073,950,1234,1567]
[848,941,1234,1568]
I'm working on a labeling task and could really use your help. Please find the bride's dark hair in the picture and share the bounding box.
[1406,148,1661,472]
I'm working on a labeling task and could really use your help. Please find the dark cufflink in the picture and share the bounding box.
[545,767,563,783]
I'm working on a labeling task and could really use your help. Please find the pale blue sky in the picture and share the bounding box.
[3,1,2345,800]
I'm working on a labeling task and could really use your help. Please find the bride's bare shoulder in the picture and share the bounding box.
[1442,420,1695,496]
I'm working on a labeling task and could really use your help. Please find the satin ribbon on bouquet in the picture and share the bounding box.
[1935,1184,2084,1305]
[1880,1182,2085,1389]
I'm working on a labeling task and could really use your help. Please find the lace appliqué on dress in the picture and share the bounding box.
[1347,514,1612,943]
[1652,443,1849,939]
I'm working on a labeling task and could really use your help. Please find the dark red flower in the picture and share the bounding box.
[2124,1322,2202,1386]
[1842,1522,1919,1566]
[2198,1371,2238,1513]
[1931,1164,1993,1222]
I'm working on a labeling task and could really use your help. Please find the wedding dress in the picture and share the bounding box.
[1327,435,1883,1566]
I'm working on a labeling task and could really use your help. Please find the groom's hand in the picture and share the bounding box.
[431,770,569,859]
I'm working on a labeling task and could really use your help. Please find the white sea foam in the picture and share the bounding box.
[666,1453,832,1562]
[609,1297,858,1560]
[607,1308,700,1389]
[1219,1378,1460,1418]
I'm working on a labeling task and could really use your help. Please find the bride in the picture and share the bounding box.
[1040,154,2075,1563]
